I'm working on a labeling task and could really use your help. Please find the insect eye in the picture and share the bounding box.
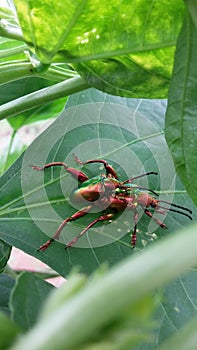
[151,203,157,208]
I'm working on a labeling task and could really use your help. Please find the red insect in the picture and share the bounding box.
[32,156,192,251]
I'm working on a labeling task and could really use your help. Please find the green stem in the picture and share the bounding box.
[0,59,77,84]
[2,129,16,173]
[4,264,18,279]
[0,44,27,59]
[0,61,78,85]
[10,222,197,350]
[0,61,33,85]
[0,23,24,41]
[0,76,90,120]
[41,65,78,82]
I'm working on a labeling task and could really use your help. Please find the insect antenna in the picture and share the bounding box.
[157,201,192,220]
[158,200,192,214]
[123,171,158,183]
[137,186,159,196]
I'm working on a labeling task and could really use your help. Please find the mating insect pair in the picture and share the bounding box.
[32,156,192,251]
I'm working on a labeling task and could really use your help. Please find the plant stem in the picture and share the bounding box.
[0,23,24,41]
[0,76,89,120]
[10,222,197,350]
[0,44,27,59]
[2,129,16,173]
[0,61,78,85]
[4,264,18,279]
[0,61,33,85]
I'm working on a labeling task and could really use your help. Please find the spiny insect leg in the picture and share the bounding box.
[73,154,118,179]
[37,205,92,251]
[131,209,139,247]
[144,209,167,229]
[32,162,88,183]
[65,213,115,248]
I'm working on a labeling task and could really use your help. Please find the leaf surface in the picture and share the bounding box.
[0,274,15,315]
[0,240,11,273]
[165,13,197,205]
[0,89,195,277]
[13,0,185,98]
[10,271,54,331]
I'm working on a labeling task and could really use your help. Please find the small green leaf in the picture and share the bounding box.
[10,271,54,331]
[165,13,197,205]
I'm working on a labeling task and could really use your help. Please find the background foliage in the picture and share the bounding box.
[0,1,197,349]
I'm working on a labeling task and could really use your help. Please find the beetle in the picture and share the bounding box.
[32,156,192,251]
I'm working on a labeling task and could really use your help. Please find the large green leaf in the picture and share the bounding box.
[14,0,184,62]
[13,0,185,98]
[0,89,195,277]
[165,13,197,206]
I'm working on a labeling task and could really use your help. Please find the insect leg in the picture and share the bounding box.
[65,213,115,248]
[32,162,88,182]
[131,209,138,247]
[73,155,118,179]
[144,209,167,229]
[37,205,92,251]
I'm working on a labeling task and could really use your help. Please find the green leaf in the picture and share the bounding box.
[8,96,66,130]
[158,313,197,350]
[14,0,184,63]
[0,76,67,126]
[13,0,185,98]
[0,77,53,106]
[184,0,197,29]
[0,240,11,273]
[0,274,15,315]
[0,37,26,61]
[0,145,27,175]
[165,13,197,206]
[154,270,197,346]
[74,50,174,98]
[0,76,88,120]
[0,311,20,350]
[0,89,195,278]
[10,271,54,331]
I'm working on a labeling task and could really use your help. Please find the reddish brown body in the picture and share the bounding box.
[32,156,192,251]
